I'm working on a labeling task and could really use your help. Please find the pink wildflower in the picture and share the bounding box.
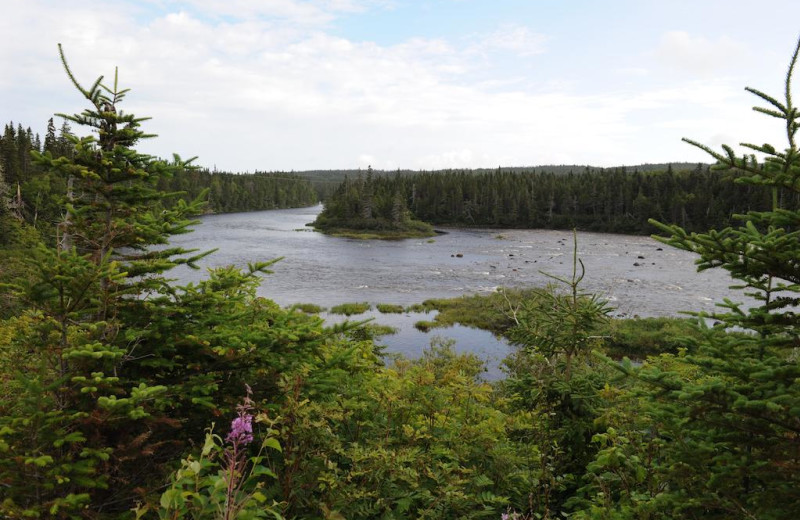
[226,413,254,445]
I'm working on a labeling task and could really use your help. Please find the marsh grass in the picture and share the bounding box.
[414,320,437,332]
[364,323,398,336]
[407,289,704,359]
[291,303,324,314]
[376,303,405,314]
[411,290,540,334]
[330,302,372,316]
[603,316,702,358]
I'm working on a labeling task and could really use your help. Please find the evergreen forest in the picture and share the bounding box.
[0,119,316,244]
[313,164,783,235]
[1,39,800,520]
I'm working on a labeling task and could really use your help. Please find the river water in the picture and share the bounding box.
[169,205,743,377]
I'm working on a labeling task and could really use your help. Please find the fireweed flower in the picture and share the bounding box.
[226,412,254,445]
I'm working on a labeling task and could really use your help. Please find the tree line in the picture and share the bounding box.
[0,119,316,244]
[291,162,706,202]
[158,168,317,214]
[316,164,782,234]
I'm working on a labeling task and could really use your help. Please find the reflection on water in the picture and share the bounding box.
[321,310,510,380]
[170,205,745,378]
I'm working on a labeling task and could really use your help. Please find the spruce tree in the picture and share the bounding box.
[0,161,9,243]
[0,45,340,518]
[577,36,800,519]
[44,117,58,155]
[0,46,213,516]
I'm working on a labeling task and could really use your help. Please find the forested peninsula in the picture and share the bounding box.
[1,39,800,520]
[310,162,784,236]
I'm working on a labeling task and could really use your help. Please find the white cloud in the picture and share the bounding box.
[169,0,329,24]
[150,0,390,25]
[470,24,547,57]
[655,30,747,76]
[1,1,793,171]
[617,67,649,77]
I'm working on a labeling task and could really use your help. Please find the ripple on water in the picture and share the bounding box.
[169,206,751,369]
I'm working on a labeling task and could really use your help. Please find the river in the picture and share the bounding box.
[169,204,743,377]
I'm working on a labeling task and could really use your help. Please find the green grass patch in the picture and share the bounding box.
[412,289,542,334]
[291,303,324,314]
[414,320,437,332]
[600,317,702,359]
[376,303,405,314]
[364,324,398,336]
[346,323,398,343]
[406,290,706,360]
[330,302,372,316]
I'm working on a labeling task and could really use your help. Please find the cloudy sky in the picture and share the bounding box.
[2,0,799,172]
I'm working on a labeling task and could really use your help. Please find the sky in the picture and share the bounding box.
[2,0,800,172]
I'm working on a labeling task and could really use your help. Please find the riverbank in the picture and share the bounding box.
[312,291,703,367]
[167,204,743,372]
[172,205,738,315]
[315,226,436,240]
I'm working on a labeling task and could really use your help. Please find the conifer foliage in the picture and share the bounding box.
[573,36,800,519]
[0,45,210,517]
[654,39,800,516]
[0,161,8,240]
[313,166,435,237]
[314,164,786,235]
[0,118,316,243]
[0,47,320,518]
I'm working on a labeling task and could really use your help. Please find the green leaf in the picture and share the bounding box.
[261,437,282,452]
